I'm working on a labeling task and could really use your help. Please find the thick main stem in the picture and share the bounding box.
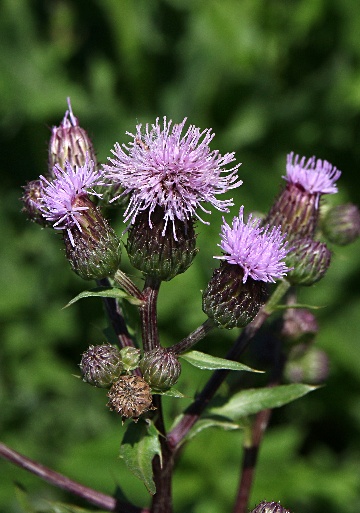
[140,276,161,352]
[150,396,174,513]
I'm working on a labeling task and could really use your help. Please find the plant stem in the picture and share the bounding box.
[170,318,215,355]
[232,408,273,513]
[150,396,174,513]
[141,276,161,352]
[167,280,291,450]
[0,442,147,513]
[97,278,135,348]
[113,270,145,301]
[233,315,286,513]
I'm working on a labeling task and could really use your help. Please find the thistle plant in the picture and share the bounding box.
[4,99,359,513]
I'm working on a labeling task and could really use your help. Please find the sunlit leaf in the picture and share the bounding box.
[179,350,263,372]
[210,384,317,420]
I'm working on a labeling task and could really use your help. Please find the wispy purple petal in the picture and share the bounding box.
[215,206,291,283]
[284,152,341,198]
[38,156,103,245]
[102,117,242,237]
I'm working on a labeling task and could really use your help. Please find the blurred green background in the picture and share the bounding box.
[1,0,360,512]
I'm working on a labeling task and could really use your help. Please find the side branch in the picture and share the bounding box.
[0,442,147,513]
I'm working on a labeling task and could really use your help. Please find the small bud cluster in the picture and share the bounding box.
[250,501,292,513]
[79,342,182,420]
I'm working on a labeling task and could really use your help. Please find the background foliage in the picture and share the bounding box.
[1,1,360,512]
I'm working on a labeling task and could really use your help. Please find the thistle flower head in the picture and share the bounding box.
[39,156,104,246]
[284,152,341,202]
[103,117,242,238]
[215,206,291,283]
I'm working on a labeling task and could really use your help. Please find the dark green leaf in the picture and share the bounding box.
[179,350,263,372]
[64,287,143,308]
[119,420,161,495]
[209,384,316,420]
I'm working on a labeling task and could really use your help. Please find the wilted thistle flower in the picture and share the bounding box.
[107,375,155,421]
[140,348,181,391]
[102,117,242,280]
[265,152,341,239]
[38,157,121,279]
[48,98,97,174]
[79,344,123,388]
[202,207,291,329]
[321,203,360,246]
[250,501,292,513]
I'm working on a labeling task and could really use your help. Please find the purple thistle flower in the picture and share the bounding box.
[38,156,104,246]
[215,206,291,283]
[284,152,341,205]
[103,117,242,237]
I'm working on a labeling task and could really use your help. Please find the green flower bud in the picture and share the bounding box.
[119,347,141,372]
[285,237,331,286]
[79,344,123,388]
[284,344,329,384]
[126,206,198,281]
[202,262,269,329]
[48,99,96,175]
[140,348,181,391]
[250,501,292,513]
[321,203,360,246]
[63,196,121,280]
[107,375,155,421]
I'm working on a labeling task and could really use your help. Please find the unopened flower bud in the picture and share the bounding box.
[202,262,268,329]
[119,347,141,372]
[79,344,123,388]
[21,180,51,227]
[126,206,197,281]
[285,237,331,286]
[321,203,360,246]
[140,348,181,391]
[280,308,318,344]
[265,181,319,239]
[284,344,329,384]
[63,195,121,280]
[48,98,96,175]
[250,501,292,513]
[107,375,154,421]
